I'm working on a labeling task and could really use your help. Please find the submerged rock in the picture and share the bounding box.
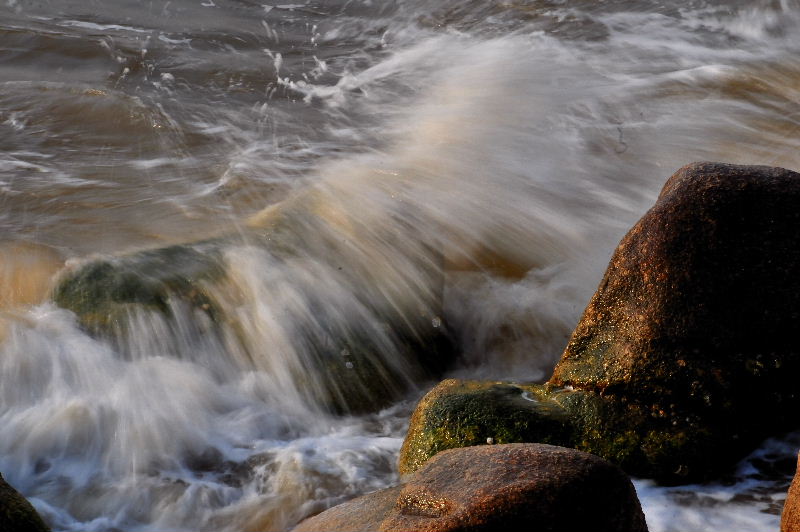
[294,443,648,532]
[401,163,800,482]
[52,193,454,414]
[53,239,225,336]
[0,473,50,532]
[782,452,800,532]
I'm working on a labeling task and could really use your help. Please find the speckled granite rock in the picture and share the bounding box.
[294,443,647,532]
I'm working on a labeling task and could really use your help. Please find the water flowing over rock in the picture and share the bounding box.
[401,162,800,483]
[0,473,50,532]
[52,188,455,415]
[294,443,648,532]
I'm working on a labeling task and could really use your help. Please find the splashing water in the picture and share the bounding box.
[2,1,800,530]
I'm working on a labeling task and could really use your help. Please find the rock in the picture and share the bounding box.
[782,453,800,532]
[52,193,454,414]
[401,163,800,482]
[0,473,50,532]
[294,443,648,532]
[550,162,800,481]
[398,379,574,474]
[293,485,404,532]
[53,239,225,336]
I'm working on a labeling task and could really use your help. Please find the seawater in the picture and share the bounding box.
[2,1,800,530]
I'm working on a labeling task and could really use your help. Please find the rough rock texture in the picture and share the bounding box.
[0,473,50,532]
[295,443,648,532]
[550,162,800,481]
[782,453,800,532]
[398,379,574,474]
[401,163,800,483]
[293,485,403,532]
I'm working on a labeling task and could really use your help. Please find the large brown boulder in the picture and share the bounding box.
[782,453,800,532]
[549,161,800,481]
[400,163,800,483]
[0,473,50,532]
[294,443,648,532]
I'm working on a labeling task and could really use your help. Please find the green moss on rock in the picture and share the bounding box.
[400,381,723,483]
[53,240,225,336]
[398,379,574,474]
[52,232,454,416]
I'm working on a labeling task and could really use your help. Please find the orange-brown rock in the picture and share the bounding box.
[549,162,800,481]
[294,443,648,532]
[782,453,800,532]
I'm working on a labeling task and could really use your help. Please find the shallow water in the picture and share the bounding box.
[2,0,800,530]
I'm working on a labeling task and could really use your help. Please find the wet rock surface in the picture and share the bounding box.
[0,473,50,532]
[295,443,648,532]
[52,222,453,415]
[551,162,800,481]
[52,238,226,336]
[398,379,574,474]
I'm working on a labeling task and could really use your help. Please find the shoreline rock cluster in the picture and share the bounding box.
[5,162,800,530]
[304,162,800,530]
[401,162,800,484]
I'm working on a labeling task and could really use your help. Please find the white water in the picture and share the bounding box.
[2,1,800,530]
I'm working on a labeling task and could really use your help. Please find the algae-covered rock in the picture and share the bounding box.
[398,379,714,481]
[53,239,225,336]
[52,204,454,415]
[0,473,50,532]
[401,163,800,482]
[297,443,648,532]
[398,379,574,474]
[550,388,717,482]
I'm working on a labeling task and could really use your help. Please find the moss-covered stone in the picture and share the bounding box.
[549,389,718,483]
[545,162,800,481]
[53,239,225,336]
[0,473,50,532]
[400,380,724,483]
[52,225,454,415]
[398,379,574,474]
